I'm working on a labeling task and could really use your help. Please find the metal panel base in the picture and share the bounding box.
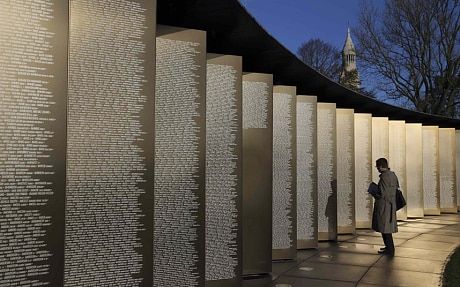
[338,226,355,235]
[441,207,458,214]
[297,239,318,250]
[424,208,441,216]
[356,221,371,229]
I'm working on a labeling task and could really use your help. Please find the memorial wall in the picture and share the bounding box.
[389,121,407,220]
[439,128,457,213]
[336,109,355,234]
[317,103,337,241]
[205,54,242,287]
[155,26,206,286]
[272,86,297,260]
[457,130,460,211]
[422,126,440,215]
[66,2,156,286]
[406,124,424,217]
[296,96,318,249]
[372,117,389,183]
[354,114,373,228]
[242,73,273,275]
[0,1,68,286]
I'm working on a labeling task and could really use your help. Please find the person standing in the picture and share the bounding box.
[371,158,399,255]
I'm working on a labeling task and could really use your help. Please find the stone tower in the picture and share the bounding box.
[340,28,360,89]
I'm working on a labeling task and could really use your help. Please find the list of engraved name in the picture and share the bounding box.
[206,63,239,281]
[0,1,56,286]
[65,1,148,285]
[273,93,294,249]
[154,36,202,287]
[296,101,316,240]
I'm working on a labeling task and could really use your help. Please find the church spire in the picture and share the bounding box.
[340,27,360,89]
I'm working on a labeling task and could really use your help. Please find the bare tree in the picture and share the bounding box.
[297,38,342,81]
[355,0,460,117]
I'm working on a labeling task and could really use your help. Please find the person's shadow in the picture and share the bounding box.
[325,179,338,237]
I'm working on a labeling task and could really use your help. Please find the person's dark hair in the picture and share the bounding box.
[376,158,388,169]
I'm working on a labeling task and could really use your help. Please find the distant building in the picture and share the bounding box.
[340,28,360,89]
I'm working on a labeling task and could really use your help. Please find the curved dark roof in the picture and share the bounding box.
[157,0,460,128]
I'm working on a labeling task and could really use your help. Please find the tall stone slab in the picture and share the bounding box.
[372,117,389,183]
[336,109,355,234]
[296,96,318,249]
[154,25,206,286]
[205,54,242,287]
[439,128,457,213]
[242,73,273,275]
[317,103,337,241]
[422,126,440,215]
[456,130,460,211]
[65,2,156,286]
[272,86,297,260]
[389,121,407,220]
[354,114,373,228]
[406,124,424,217]
[0,1,68,286]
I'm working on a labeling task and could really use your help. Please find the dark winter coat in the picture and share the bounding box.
[372,170,399,233]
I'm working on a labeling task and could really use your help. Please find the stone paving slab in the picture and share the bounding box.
[285,261,368,282]
[305,250,380,267]
[273,276,355,287]
[392,246,452,261]
[243,213,460,287]
[415,233,460,244]
[374,256,444,274]
[400,238,458,251]
[346,235,406,246]
[360,267,441,287]
[356,229,420,239]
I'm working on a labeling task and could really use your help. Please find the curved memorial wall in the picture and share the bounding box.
[2,0,460,286]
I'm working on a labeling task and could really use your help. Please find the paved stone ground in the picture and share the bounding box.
[243,213,460,287]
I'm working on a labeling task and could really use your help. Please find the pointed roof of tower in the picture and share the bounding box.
[342,28,356,53]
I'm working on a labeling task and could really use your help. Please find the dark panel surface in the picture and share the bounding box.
[336,109,355,234]
[439,128,457,213]
[154,25,206,286]
[205,54,242,287]
[406,124,424,218]
[389,121,408,220]
[422,126,440,215]
[296,96,318,249]
[272,86,297,260]
[242,73,273,275]
[65,1,156,286]
[354,114,373,228]
[0,1,68,286]
[317,103,337,241]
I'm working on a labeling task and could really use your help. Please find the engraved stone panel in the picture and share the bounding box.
[0,1,68,286]
[296,96,318,249]
[389,121,407,220]
[65,1,156,286]
[272,86,297,260]
[456,130,460,211]
[422,126,440,215]
[372,117,389,183]
[406,124,424,217]
[354,114,373,228]
[154,26,206,286]
[336,109,355,234]
[242,73,273,275]
[205,54,242,287]
[317,103,337,241]
[439,128,457,213]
